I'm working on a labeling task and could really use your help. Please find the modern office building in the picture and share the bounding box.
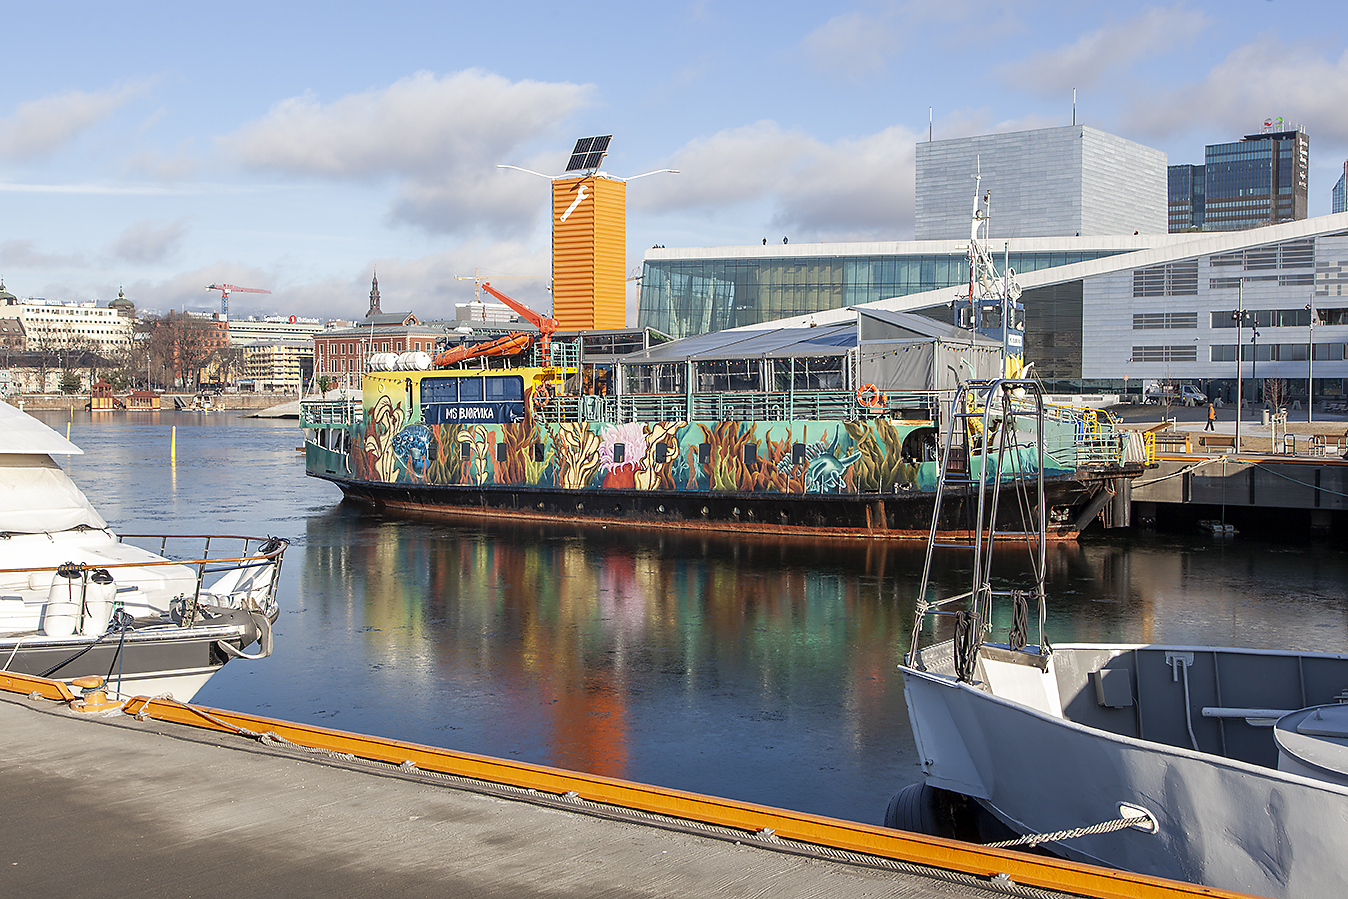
[1171,126,1310,233]
[1334,160,1347,215]
[1168,164,1205,232]
[639,237,1154,339]
[915,125,1167,240]
[737,213,1348,403]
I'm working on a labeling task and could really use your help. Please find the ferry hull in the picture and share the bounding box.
[310,464,1120,540]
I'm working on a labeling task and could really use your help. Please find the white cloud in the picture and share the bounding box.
[110,219,190,264]
[1122,39,1348,146]
[0,83,149,162]
[1001,4,1210,93]
[802,11,902,80]
[635,121,920,240]
[223,70,593,236]
[0,240,88,270]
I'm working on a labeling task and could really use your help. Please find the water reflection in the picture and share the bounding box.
[37,411,1348,824]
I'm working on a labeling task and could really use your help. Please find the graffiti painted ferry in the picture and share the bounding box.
[302,295,1142,540]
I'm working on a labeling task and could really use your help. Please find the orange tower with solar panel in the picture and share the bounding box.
[551,136,625,330]
[498,137,676,332]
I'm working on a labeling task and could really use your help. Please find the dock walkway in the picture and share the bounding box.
[2,692,1076,899]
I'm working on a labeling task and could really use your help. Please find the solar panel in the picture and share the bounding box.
[565,135,612,172]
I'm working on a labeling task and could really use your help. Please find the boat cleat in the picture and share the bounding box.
[69,675,123,713]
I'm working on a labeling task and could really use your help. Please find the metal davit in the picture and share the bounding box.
[907,378,1050,676]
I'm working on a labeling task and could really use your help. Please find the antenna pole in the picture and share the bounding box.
[1072,88,1077,126]
[929,106,933,142]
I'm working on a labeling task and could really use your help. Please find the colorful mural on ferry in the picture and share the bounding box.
[346,370,941,497]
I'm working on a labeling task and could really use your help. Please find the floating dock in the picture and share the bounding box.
[0,673,1255,899]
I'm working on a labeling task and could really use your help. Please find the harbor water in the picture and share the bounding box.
[42,410,1348,825]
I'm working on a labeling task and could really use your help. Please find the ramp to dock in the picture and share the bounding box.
[0,683,1257,899]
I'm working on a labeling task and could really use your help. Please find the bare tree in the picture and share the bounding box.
[142,313,217,389]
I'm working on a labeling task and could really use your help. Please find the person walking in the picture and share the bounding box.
[1205,402,1216,431]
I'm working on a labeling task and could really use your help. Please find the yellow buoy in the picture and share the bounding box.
[171,425,177,463]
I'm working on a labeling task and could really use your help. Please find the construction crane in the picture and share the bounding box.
[453,269,541,322]
[206,283,271,319]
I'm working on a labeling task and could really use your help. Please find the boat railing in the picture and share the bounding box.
[300,397,361,427]
[581,390,944,425]
[115,534,289,623]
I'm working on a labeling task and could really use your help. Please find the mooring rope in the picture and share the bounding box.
[984,814,1152,849]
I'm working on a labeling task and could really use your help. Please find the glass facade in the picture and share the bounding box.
[1201,130,1308,231]
[1334,162,1347,215]
[638,250,1121,339]
[1167,164,1204,231]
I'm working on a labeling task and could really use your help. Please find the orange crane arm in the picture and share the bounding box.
[479,283,556,335]
[479,282,558,365]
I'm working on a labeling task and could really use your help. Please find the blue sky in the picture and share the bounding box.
[2,1,1346,323]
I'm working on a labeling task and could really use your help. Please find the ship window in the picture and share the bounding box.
[421,378,458,403]
[459,379,483,401]
[698,443,711,464]
[743,445,758,467]
[496,443,507,462]
[534,442,545,463]
[654,443,668,463]
[485,376,523,401]
[792,443,807,465]
[613,443,626,464]
[460,442,472,461]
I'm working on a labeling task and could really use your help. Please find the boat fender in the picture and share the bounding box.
[40,563,82,637]
[81,569,116,636]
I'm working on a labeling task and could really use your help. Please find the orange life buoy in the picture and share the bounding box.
[532,382,553,408]
[857,384,884,409]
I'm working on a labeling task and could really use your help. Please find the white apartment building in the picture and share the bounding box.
[1,295,133,353]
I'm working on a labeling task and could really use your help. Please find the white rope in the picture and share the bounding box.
[984,814,1151,849]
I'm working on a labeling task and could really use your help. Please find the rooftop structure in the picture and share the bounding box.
[915,125,1167,240]
[1334,160,1347,215]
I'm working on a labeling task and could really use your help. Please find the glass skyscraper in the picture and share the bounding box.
[1167,164,1204,231]
[1170,127,1309,233]
[1334,160,1347,214]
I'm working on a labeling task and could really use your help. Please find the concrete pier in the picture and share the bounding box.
[0,690,1246,899]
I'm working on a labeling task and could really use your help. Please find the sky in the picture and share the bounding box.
[2,0,1347,324]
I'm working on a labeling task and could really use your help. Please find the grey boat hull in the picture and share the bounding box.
[901,642,1348,897]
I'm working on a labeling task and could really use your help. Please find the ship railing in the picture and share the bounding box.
[300,397,361,427]
[575,390,945,425]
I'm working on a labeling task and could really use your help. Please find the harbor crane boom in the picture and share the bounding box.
[206,283,272,319]
[480,282,559,366]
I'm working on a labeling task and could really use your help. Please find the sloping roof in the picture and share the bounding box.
[360,311,420,327]
[857,308,1001,342]
[618,310,996,364]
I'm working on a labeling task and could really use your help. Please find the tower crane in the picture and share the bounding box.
[206,283,271,320]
